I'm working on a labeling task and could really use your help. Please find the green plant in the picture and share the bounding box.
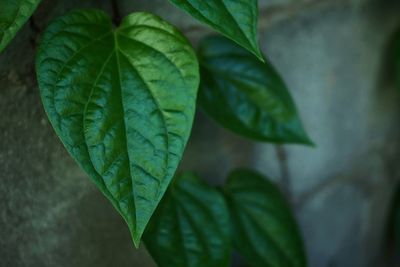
[0,1,311,266]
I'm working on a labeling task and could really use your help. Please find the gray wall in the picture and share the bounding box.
[1,0,400,266]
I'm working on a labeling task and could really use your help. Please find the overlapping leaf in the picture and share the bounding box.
[0,0,41,53]
[169,0,262,60]
[224,169,307,267]
[1,0,41,52]
[36,9,199,246]
[144,173,231,267]
[198,35,312,144]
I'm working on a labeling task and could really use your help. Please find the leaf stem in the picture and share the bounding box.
[275,145,293,204]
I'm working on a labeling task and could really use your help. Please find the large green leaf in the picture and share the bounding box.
[224,169,307,267]
[169,0,262,60]
[0,0,41,53]
[36,9,199,246]
[144,172,231,267]
[198,35,312,145]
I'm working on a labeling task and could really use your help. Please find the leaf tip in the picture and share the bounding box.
[294,132,315,147]
[306,138,316,147]
[131,230,143,249]
[247,42,264,62]
[302,138,316,147]
[288,121,315,147]
[253,49,265,63]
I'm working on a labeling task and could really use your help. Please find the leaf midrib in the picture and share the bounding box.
[116,46,171,183]
[112,30,141,239]
[220,0,256,51]
[182,0,252,51]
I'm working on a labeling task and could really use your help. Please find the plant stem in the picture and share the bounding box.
[275,145,293,204]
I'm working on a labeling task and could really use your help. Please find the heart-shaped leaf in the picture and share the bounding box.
[0,0,41,53]
[144,172,231,267]
[169,0,262,60]
[224,169,307,267]
[198,35,312,145]
[36,9,199,246]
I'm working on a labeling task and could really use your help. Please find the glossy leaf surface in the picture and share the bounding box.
[169,0,262,60]
[0,0,41,53]
[224,169,307,267]
[144,173,231,267]
[36,9,199,246]
[198,35,312,144]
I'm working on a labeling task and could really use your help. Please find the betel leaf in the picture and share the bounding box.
[36,9,199,246]
[0,0,41,53]
[224,169,307,267]
[198,35,312,145]
[169,0,262,60]
[144,172,231,267]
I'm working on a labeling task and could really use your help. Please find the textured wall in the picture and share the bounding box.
[1,0,400,266]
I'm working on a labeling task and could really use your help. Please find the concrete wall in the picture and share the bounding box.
[1,0,400,266]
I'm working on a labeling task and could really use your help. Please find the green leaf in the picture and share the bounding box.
[0,0,41,53]
[198,35,312,145]
[144,172,231,267]
[169,0,262,60]
[36,9,199,246]
[224,169,307,267]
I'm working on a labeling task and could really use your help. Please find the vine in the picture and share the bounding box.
[0,1,315,266]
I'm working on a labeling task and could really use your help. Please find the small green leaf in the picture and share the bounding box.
[36,9,199,246]
[198,35,312,145]
[144,172,231,267]
[0,0,41,53]
[169,0,262,60]
[224,169,307,267]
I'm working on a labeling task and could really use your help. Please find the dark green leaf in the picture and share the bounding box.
[224,169,307,267]
[0,0,41,53]
[144,172,231,267]
[36,9,199,246]
[198,35,312,145]
[169,0,262,60]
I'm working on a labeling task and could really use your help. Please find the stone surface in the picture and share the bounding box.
[256,0,400,195]
[254,1,400,266]
[1,0,400,267]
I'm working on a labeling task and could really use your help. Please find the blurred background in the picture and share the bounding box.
[1,0,400,266]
